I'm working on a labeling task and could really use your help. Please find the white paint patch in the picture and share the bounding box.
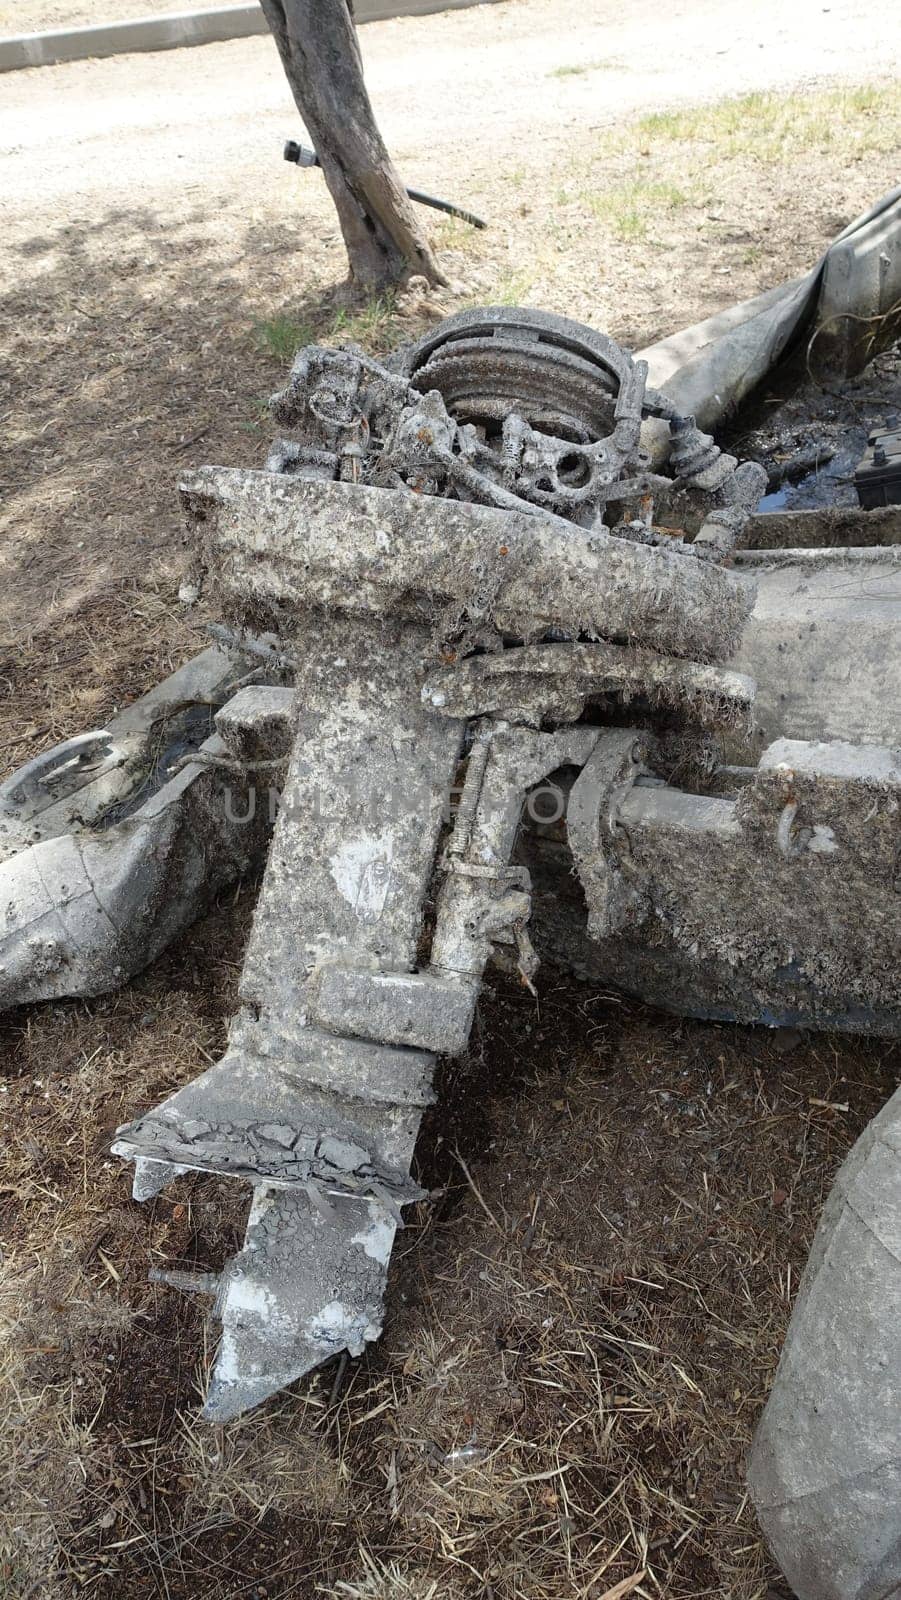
[312,1298,369,1354]
[809,825,839,854]
[213,1329,247,1386]
[213,1277,277,1384]
[329,831,395,921]
[220,1276,276,1318]
[313,1299,353,1336]
[351,1203,397,1265]
[247,1186,277,1228]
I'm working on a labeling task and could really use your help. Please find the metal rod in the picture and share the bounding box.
[283,139,486,229]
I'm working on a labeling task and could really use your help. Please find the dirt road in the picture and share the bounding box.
[2,0,898,223]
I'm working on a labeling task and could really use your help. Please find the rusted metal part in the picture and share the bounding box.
[184,467,754,664]
[4,302,899,1598]
[420,642,755,730]
[565,729,653,942]
[267,307,765,546]
[519,737,901,1034]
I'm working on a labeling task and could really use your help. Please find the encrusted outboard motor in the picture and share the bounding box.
[111,309,765,1419]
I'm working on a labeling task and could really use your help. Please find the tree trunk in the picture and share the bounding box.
[261,0,448,290]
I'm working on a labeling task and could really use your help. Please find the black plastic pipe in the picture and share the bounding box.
[283,139,487,229]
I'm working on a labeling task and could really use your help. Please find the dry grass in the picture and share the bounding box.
[581,182,692,243]
[326,1549,443,1599]
[631,84,899,162]
[179,1399,345,1524]
[444,80,901,337]
[0,1249,133,1594]
[546,61,615,80]
[0,940,250,1596]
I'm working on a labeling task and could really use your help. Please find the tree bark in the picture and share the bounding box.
[261,0,448,290]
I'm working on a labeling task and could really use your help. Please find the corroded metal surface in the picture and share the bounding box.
[518,738,901,1034]
[266,306,765,557]
[0,648,272,1008]
[113,312,768,1419]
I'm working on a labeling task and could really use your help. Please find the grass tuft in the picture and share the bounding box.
[486,267,536,305]
[328,291,400,353]
[180,1404,344,1522]
[256,294,406,363]
[433,213,479,252]
[630,84,899,161]
[547,59,612,78]
[326,1549,441,1599]
[254,313,314,363]
[583,180,692,240]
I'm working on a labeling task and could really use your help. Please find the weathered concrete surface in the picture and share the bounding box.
[729,548,901,750]
[748,1082,901,1600]
[0,6,268,73]
[0,0,500,74]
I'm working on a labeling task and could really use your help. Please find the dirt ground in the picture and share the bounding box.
[2,2,901,1596]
